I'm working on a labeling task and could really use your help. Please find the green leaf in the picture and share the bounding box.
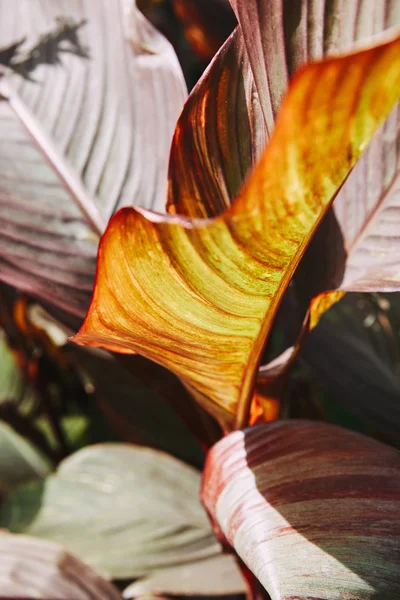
[0,443,221,579]
[0,420,51,493]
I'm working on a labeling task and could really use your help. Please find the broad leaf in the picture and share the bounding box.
[230,0,400,293]
[0,443,221,579]
[123,554,246,598]
[73,34,400,430]
[0,533,122,599]
[202,420,400,599]
[0,0,186,319]
[0,420,51,493]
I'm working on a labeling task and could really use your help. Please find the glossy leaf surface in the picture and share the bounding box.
[74,34,400,430]
[0,533,122,599]
[0,443,221,579]
[0,0,186,319]
[202,420,400,599]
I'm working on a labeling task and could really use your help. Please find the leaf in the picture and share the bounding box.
[0,420,51,493]
[0,443,221,579]
[301,293,400,446]
[0,0,186,319]
[230,0,400,294]
[202,420,400,599]
[73,33,400,431]
[167,26,266,218]
[123,554,246,598]
[0,533,122,599]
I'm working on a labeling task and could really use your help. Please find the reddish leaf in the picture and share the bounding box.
[202,420,400,599]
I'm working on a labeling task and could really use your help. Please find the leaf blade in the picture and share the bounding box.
[73,33,400,429]
[202,420,400,599]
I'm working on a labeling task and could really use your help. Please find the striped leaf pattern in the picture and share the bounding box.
[202,420,400,599]
[0,534,122,599]
[73,34,400,430]
[0,0,186,318]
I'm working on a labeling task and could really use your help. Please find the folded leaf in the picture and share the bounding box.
[0,443,221,579]
[202,420,400,599]
[0,0,186,319]
[0,533,122,599]
[73,33,400,430]
[167,26,266,218]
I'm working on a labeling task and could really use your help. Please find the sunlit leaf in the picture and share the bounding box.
[0,0,186,320]
[167,26,265,218]
[0,443,221,579]
[202,420,400,599]
[230,0,400,294]
[73,33,400,430]
[0,533,122,599]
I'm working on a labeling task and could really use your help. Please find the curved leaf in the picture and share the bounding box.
[0,533,122,599]
[73,34,400,430]
[0,443,221,579]
[202,420,400,599]
[167,26,266,218]
[230,0,400,293]
[0,0,186,319]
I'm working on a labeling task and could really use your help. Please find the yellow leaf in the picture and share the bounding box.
[73,32,400,432]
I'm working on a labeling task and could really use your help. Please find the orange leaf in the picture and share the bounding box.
[73,33,400,432]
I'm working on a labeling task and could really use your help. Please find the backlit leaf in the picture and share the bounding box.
[73,33,400,430]
[0,533,122,599]
[202,420,400,599]
[0,0,186,320]
[0,443,221,579]
[230,0,400,294]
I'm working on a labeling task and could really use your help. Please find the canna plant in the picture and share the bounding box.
[71,3,400,600]
[0,0,400,598]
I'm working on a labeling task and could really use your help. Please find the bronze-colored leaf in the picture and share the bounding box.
[73,34,400,430]
[202,420,400,599]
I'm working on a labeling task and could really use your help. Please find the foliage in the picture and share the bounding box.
[0,1,399,599]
